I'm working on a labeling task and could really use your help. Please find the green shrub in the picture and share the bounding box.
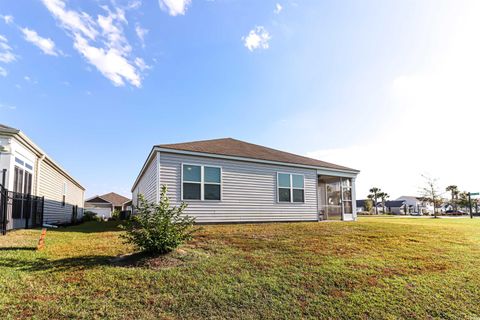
[111,209,120,221]
[83,211,101,222]
[121,185,196,254]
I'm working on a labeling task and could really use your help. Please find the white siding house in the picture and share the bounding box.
[132,138,359,223]
[0,124,85,230]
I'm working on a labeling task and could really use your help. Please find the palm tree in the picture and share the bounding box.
[368,187,382,215]
[445,185,459,211]
[379,192,390,214]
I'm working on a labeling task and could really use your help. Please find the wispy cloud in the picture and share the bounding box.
[0,66,6,77]
[42,0,145,87]
[0,34,16,63]
[159,0,191,16]
[243,26,271,52]
[274,3,283,14]
[135,23,148,47]
[21,27,62,56]
[0,103,16,110]
[1,15,14,24]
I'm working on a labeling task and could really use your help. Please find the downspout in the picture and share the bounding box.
[36,154,46,196]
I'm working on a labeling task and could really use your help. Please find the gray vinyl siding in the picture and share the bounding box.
[159,152,318,223]
[38,160,84,224]
[133,152,158,205]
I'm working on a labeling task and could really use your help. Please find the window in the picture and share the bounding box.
[182,164,201,200]
[13,166,23,193]
[182,164,221,201]
[15,157,24,166]
[277,173,305,203]
[24,171,32,195]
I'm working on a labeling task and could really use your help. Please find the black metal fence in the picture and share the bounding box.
[0,184,44,235]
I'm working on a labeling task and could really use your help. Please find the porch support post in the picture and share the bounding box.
[352,177,357,221]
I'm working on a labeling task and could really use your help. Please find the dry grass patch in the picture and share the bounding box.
[1,218,480,319]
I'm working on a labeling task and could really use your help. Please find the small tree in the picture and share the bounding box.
[367,187,382,215]
[445,185,459,211]
[364,199,373,213]
[378,192,390,214]
[420,174,442,218]
[122,185,196,254]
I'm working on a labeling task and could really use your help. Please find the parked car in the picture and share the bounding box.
[445,210,465,215]
[410,212,423,216]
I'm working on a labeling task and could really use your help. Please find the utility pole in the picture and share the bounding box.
[468,192,479,219]
[469,193,473,219]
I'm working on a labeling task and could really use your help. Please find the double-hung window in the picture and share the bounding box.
[182,164,221,201]
[278,173,305,203]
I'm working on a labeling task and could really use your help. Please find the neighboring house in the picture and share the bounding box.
[84,192,131,219]
[356,199,371,213]
[132,138,360,223]
[396,196,434,215]
[0,123,85,230]
[378,200,407,215]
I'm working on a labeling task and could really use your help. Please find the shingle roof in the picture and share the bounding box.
[157,138,358,172]
[88,192,130,206]
[384,200,406,207]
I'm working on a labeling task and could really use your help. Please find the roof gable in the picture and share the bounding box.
[86,196,110,204]
[157,138,357,172]
[99,192,130,206]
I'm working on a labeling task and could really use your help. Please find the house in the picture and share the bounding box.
[132,138,359,223]
[396,196,434,215]
[0,123,85,230]
[356,199,372,213]
[84,192,131,219]
[378,200,407,215]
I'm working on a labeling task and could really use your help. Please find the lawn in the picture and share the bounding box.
[1,217,480,319]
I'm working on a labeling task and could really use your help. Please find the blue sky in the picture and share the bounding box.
[1,0,479,199]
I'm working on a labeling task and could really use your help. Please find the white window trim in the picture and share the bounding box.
[277,172,305,203]
[181,163,222,201]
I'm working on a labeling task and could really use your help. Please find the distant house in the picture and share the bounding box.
[132,138,360,223]
[396,196,434,215]
[378,200,407,215]
[356,199,373,213]
[84,192,131,219]
[0,123,85,230]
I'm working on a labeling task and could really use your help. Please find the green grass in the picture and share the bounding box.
[1,217,480,319]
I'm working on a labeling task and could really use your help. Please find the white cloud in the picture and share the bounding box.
[159,0,191,16]
[0,34,16,63]
[274,3,283,14]
[42,0,145,87]
[243,26,271,52]
[0,66,6,77]
[128,0,142,10]
[1,15,14,24]
[134,57,150,71]
[21,27,61,56]
[135,24,148,47]
[0,103,16,110]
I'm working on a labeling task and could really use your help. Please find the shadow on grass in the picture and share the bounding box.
[0,251,186,272]
[0,255,116,272]
[0,247,36,251]
[51,221,124,234]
